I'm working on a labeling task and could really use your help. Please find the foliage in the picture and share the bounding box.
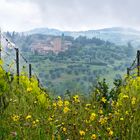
[1,63,140,139]
[4,32,135,95]
[10,34,134,95]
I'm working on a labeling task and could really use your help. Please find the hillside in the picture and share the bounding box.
[24,27,140,46]
[1,60,140,139]
[3,33,135,95]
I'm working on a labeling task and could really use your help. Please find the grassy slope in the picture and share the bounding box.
[1,63,140,139]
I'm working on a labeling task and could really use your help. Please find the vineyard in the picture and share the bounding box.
[1,55,140,139]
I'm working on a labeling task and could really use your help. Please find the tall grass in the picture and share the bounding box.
[0,64,140,140]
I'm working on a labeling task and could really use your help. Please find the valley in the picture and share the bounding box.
[4,29,136,95]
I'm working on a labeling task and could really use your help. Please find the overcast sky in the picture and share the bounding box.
[0,0,140,32]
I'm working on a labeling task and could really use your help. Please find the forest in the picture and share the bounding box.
[4,32,135,95]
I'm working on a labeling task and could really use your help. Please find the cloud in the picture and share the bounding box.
[2,0,140,31]
[0,0,42,31]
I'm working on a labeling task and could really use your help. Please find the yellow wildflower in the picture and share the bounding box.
[73,95,80,103]
[79,130,85,136]
[108,113,112,117]
[90,113,96,121]
[96,89,100,94]
[85,119,90,124]
[48,117,53,121]
[26,115,32,120]
[93,105,96,109]
[98,109,103,114]
[64,101,70,106]
[63,107,70,113]
[108,130,113,136]
[123,94,129,99]
[35,119,39,123]
[125,111,129,115]
[57,100,63,107]
[85,104,91,110]
[37,94,46,104]
[12,115,20,122]
[32,121,37,127]
[114,111,120,116]
[107,127,111,131]
[111,100,115,107]
[62,127,67,132]
[101,97,107,103]
[91,134,97,139]
[131,97,136,105]
[116,102,119,107]
[57,96,61,99]
[53,102,57,107]
[86,104,91,107]
[48,116,54,121]
[120,117,124,121]
[27,87,32,92]
[85,107,89,111]
[34,100,37,104]
[99,116,107,125]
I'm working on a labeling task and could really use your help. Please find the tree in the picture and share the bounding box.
[125,42,135,57]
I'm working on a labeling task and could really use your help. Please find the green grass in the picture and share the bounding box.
[1,64,140,139]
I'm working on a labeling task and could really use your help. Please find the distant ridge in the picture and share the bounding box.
[24,27,140,46]
[25,27,140,35]
[25,28,62,36]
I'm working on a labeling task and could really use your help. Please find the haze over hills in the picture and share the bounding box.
[3,26,138,95]
[4,28,136,95]
[24,27,140,46]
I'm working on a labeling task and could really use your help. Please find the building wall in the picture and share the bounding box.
[31,37,72,54]
[53,38,62,52]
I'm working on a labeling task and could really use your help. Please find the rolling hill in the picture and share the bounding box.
[25,27,140,46]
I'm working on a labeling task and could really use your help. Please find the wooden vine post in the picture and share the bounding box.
[137,50,140,76]
[15,48,19,83]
